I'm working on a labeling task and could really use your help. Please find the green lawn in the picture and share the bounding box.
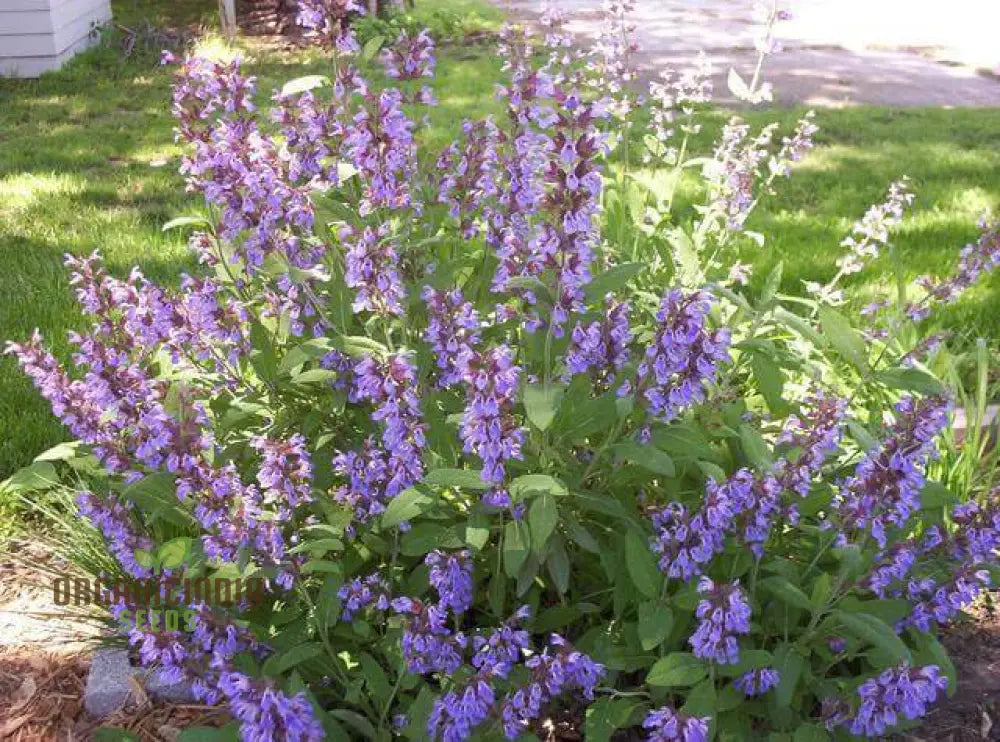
[1,0,998,483]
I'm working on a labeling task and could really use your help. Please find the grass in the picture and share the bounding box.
[0,0,998,488]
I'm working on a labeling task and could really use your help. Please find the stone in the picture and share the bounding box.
[83,648,133,717]
[144,667,198,704]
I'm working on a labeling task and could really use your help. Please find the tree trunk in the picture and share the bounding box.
[219,0,237,39]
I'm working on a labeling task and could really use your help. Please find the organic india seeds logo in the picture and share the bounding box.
[51,537,265,632]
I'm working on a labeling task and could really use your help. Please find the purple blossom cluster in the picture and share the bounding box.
[844,665,947,737]
[350,353,427,498]
[76,492,155,578]
[499,634,604,739]
[422,287,481,386]
[437,119,501,237]
[735,667,780,696]
[218,670,325,742]
[252,434,313,509]
[707,119,777,231]
[836,179,914,276]
[338,572,391,621]
[918,218,1000,307]
[774,392,847,495]
[296,0,363,53]
[564,295,632,386]
[648,502,721,581]
[381,29,436,85]
[343,224,407,316]
[636,289,730,423]
[426,549,474,614]
[458,345,524,483]
[392,597,468,675]
[829,395,950,548]
[642,705,709,742]
[689,577,752,664]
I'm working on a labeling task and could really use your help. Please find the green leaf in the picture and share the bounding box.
[157,537,192,570]
[818,305,868,370]
[177,725,240,742]
[761,260,784,306]
[464,513,491,551]
[585,262,646,302]
[358,653,391,705]
[752,352,786,414]
[546,535,570,594]
[739,423,773,470]
[625,529,663,599]
[637,601,673,651]
[510,474,568,500]
[585,697,642,742]
[2,461,58,494]
[682,678,718,718]
[829,610,912,664]
[329,709,377,740]
[773,643,806,709]
[877,367,944,395]
[565,516,601,554]
[667,227,703,286]
[288,538,344,556]
[557,393,618,439]
[793,724,830,742]
[359,35,385,63]
[612,441,676,477]
[909,629,957,697]
[262,642,325,676]
[382,487,435,528]
[400,524,462,557]
[422,468,491,491]
[280,74,330,97]
[161,215,211,232]
[646,652,707,687]
[921,482,958,510]
[94,730,140,742]
[529,493,558,553]
[503,521,530,578]
[523,383,564,432]
[761,575,812,611]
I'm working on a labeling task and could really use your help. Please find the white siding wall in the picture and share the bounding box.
[0,0,112,78]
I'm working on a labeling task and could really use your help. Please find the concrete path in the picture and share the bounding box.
[491,0,1000,107]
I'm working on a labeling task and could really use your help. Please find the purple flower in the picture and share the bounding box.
[564,295,632,386]
[382,30,436,81]
[499,634,604,739]
[649,502,722,582]
[836,179,914,276]
[458,345,524,483]
[428,678,494,742]
[219,670,325,742]
[471,606,532,679]
[845,665,947,737]
[351,353,426,497]
[393,597,468,675]
[734,667,780,696]
[829,395,950,548]
[338,572,391,621]
[252,434,313,509]
[919,218,1000,306]
[689,578,751,664]
[76,492,155,578]
[344,224,407,316]
[426,550,474,614]
[437,119,502,237]
[297,0,363,52]
[642,705,710,742]
[637,289,730,423]
[774,392,846,495]
[423,287,481,386]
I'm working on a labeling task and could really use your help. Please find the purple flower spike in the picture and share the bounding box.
[689,578,751,664]
[734,667,780,696]
[637,289,730,423]
[845,664,947,737]
[426,549,475,614]
[642,705,710,742]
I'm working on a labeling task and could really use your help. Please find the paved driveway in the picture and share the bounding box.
[491,0,1000,106]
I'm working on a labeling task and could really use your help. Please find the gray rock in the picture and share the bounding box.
[83,648,134,717]
[144,667,198,703]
